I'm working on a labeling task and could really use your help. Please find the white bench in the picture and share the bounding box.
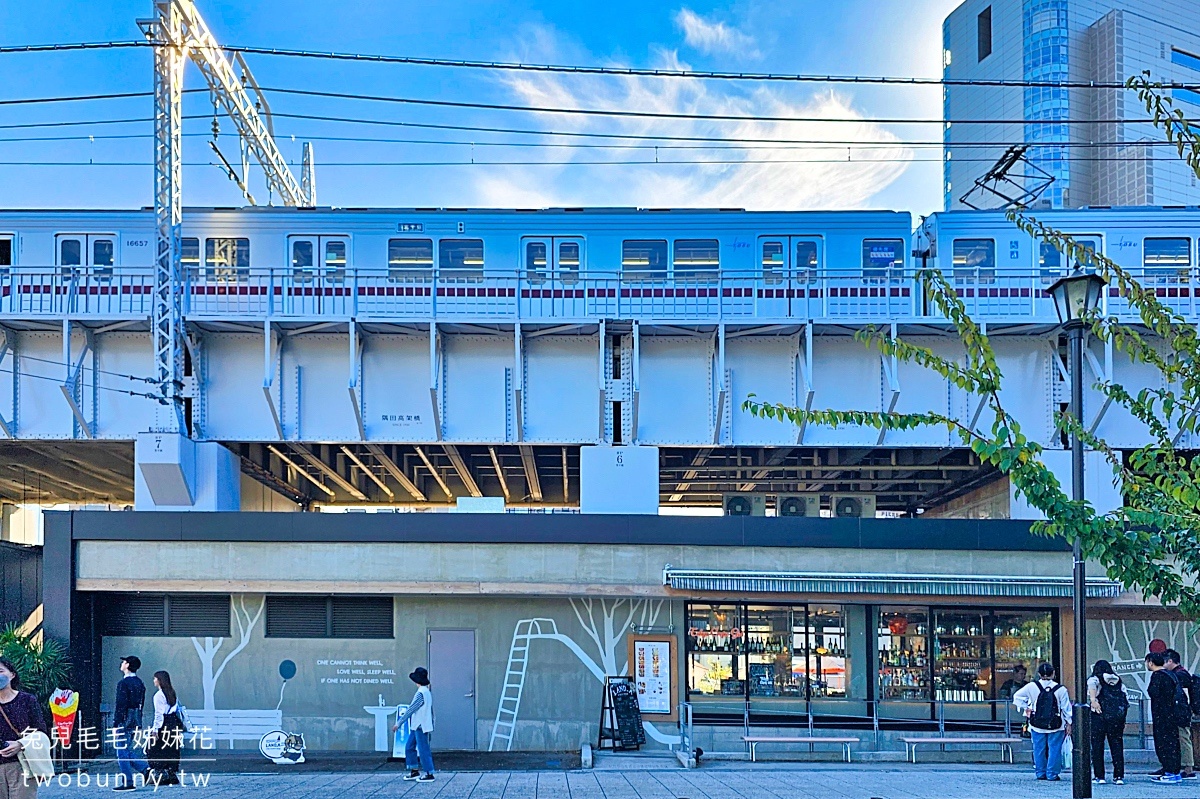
[184,709,283,749]
[901,736,1022,763]
[743,735,859,763]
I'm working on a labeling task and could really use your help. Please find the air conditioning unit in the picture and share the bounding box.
[776,493,821,518]
[831,493,877,518]
[723,493,766,516]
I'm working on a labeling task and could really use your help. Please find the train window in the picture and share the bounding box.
[622,239,667,281]
[181,238,200,272]
[439,238,485,280]
[673,239,719,281]
[325,240,347,281]
[93,238,114,279]
[61,239,82,267]
[388,238,433,281]
[292,240,314,272]
[0,237,12,269]
[762,241,785,284]
[862,239,905,282]
[952,238,995,281]
[1144,237,1191,283]
[526,241,549,281]
[205,237,250,282]
[1040,238,1098,283]
[796,240,819,284]
[559,241,581,282]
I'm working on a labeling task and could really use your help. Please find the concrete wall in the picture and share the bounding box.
[100,595,684,753]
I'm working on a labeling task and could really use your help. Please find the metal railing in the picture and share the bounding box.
[2,264,1196,323]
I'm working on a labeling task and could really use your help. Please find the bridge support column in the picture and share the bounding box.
[134,432,240,511]
[579,445,659,514]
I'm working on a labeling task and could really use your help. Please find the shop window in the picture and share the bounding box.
[388,238,433,282]
[685,603,745,696]
[877,607,930,701]
[205,237,250,282]
[622,240,668,281]
[862,239,904,283]
[933,610,992,702]
[745,606,801,698]
[102,594,231,637]
[804,604,848,698]
[673,239,719,281]
[439,238,484,280]
[994,611,1053,700]
[952,238,995,282]
[265,595,393,639]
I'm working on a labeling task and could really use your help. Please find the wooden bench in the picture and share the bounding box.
[742,735,859,763]
[900,736,1022,763]
[184,709,283,749]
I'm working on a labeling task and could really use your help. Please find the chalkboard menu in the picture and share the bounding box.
[601,677,646,750]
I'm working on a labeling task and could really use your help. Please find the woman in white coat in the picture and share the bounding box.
[392,667,434,782]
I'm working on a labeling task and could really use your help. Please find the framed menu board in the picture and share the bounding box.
[627,634,678,721]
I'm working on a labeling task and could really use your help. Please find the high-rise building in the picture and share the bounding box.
[942,0,1200,210]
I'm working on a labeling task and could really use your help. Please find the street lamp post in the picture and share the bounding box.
[1048,267,1106,799]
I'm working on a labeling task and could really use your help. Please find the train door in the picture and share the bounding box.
[521,236,586,317]
[288,234,350,315]
[756,236,822,319]
[1036,234,1102,318]
[56,233,115,279]
[0,235,12,314]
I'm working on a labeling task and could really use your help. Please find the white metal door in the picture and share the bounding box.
[521,236,586,318]
[757,236,822,318]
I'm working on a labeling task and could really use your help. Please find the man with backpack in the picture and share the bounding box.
[1146,651,1186,784]
[1088,659,1128,784]
[1013,662,1073,781]
[1165,650,1197,779]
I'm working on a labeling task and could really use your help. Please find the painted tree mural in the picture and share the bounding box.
[191,594,265,709]
[568,597,666,678]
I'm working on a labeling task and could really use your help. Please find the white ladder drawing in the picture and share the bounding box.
[489,618,559,751]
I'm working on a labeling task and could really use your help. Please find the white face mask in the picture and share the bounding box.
[0,674,11,691]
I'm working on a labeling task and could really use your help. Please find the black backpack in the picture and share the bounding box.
[1097,677,1129,721]
[1167,670,1192,728]
[1030,682,1064,730]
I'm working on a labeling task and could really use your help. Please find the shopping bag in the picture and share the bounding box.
[1061,735,1073,771]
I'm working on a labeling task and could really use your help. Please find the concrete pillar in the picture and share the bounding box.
[579,445,659,514]
[134,433,240,511]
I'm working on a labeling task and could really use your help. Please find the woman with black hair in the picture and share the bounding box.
[0,657,48,799]
[1088,659,1128,785]
[147,671,185,786]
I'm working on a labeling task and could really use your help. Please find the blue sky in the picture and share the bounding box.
[0,0,964,213]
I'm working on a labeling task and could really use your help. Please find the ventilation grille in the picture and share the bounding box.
[266,595,393,639]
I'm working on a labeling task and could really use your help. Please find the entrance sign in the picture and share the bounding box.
[598,675,646,751]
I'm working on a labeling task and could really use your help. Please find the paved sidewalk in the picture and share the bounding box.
[33,765,1194,798]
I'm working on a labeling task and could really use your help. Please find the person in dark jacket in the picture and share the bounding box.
[113,656,149,791]
[0,657,49,799]
[1087,659,1128,784]
[1166,650,1197,779]
[1147,651,1183,784]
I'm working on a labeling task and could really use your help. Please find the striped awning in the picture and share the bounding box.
[662,567,1123,598]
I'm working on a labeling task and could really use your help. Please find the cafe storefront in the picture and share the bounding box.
[669,568,1086,730]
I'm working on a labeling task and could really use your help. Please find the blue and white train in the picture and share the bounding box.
[0,205,1197,323]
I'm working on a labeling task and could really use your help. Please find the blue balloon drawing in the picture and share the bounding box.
[277,659,297,709]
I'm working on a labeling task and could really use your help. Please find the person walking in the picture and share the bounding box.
[1165,650,1197,779]
[1146,651,1184,784]
[146,672,184,786]
[391,667,434,783]
[1013,663,1072,781]
[0,658,49,799]
[1088,659,1128,785]
[113,656,150,792]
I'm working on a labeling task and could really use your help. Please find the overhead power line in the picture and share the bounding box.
[263,86,1200,126]
[3,39,1198,91]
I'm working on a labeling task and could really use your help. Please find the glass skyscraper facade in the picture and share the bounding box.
[942,0,1200,210]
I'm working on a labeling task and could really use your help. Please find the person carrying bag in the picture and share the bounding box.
[0,658,50,799]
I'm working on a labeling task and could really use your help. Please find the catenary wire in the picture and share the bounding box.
[11,352,166,385]
[3,39,1199,91]
[0,365,167,402]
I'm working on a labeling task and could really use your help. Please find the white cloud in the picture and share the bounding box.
[472,39,913,211]
[673,8,759,58]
